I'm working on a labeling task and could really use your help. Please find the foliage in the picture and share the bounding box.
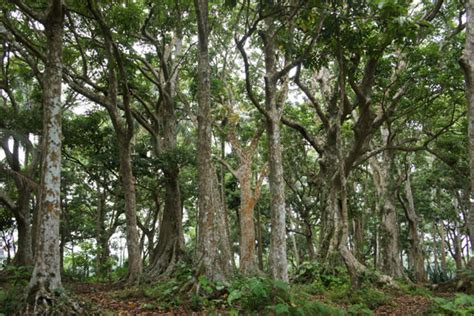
[348,288,391,310]
[346,303,373,315]
[0,0,471,314]
[292,261,349,288]
[0,265,31,314]
[429,294,474,315]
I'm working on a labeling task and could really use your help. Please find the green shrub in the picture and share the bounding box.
[327,286,389,310]
[297,300,345,316]
[226,277,292,312]
[347,303,372,315]
[265,300,345,316]
[292,261,322,283]
[0,282,26,315]
[291,262,348,288]
[349,287,390,310]
[0,265,32,314]
[430,293,474,315]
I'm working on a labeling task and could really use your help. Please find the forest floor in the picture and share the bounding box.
[71,282,443,315]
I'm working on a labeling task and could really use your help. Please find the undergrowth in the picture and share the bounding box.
[6,261,474,315]
[111,261,399,315]
[0,265,31,315]
[428,293,474,315]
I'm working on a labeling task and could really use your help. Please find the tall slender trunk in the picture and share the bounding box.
[439,222,447,275]
[303,216,316,260]
[118,138,142,283]
[454,224,463,270]
[14,187,33,266]
[194,0,233,281]
[336,161,367,288]
[432,225,439,278]
[26,0,66,310]
[263,17,288,280]
[353,213,365,264]
[95,185,110,278]
[289,213,300,267]
[320,183,339,264]
[266,117,288,281]
[256,205,264,271]
[403,168,425,282]
[239,174,258,274]
[460,0,474,268]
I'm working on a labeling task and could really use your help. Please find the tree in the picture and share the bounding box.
[194,0,233,281]
[235,1,303,282]
[132,1,188,277]
[460,0,474,266]
[218,116,267,275]
[0,58,40,266]
[6,0,79,312]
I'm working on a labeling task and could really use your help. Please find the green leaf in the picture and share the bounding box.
[271,303,290,315]
[227,290,242,305]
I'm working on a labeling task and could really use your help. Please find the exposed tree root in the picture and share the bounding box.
[23,288,82,315]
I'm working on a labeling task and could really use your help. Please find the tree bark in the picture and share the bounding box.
[432,224,439,278]
[439,222,447,276]
[141,26,186,278]
[256,205,264,271]
[25,0,70,312]
[148,167,184,277]
[402,167,425,282]
[353,217,365,264]
[453,223,463,270]
[263,18,289,282]
[369,129,404,278]
[85,0,143,284]
[15,196,33,266]
[460,0,474,268]
[0,138,36,267]
[118,138,142,283]
[194,0,233,281]
[220,124,266,275]
[95,185,111,279]
[239,172,258,274]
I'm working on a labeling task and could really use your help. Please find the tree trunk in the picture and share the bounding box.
[353,214,365,264]
[239,173,258,274]
[256,205,264,271]
[403,168,425,282]
[439,222,447,276]
[26,1,69,312]
[118,138,142,284]
[266,116,288,281]
[304,218,316,260]
[461,0,474,268]
[263,17,288,281]
[194,0,233,281]
[318,147,340,265]
[370,142,404,278]
[338,179,364,288]
[14,187,33,266]
[95,186,110,279]
[222,129,265,275]
[432,225,439,278]
[454,224,463,270]
[380,193,403,278]
[148,167,184,277]
[146,34,186,277]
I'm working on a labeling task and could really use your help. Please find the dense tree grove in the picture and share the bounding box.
[1,0,474,314]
